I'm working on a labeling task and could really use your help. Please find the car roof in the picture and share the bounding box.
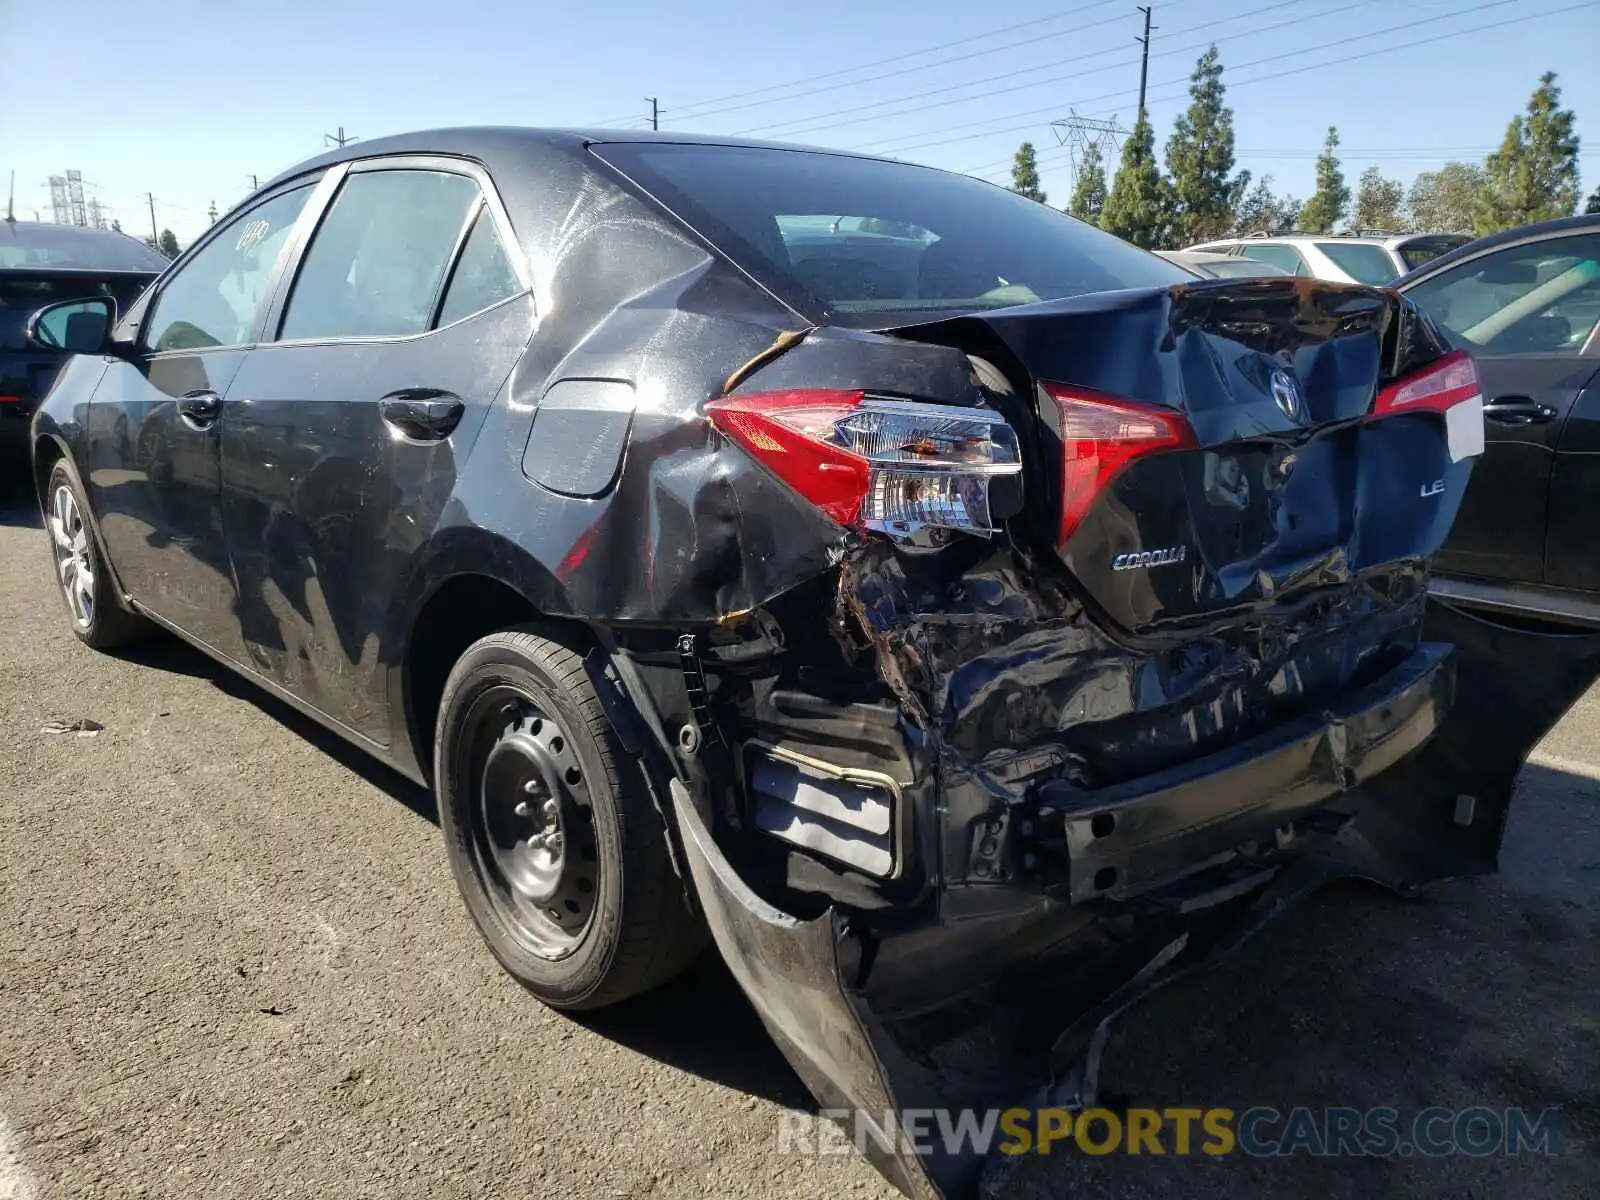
[0,218,169,273]
[260,126,889,193]
[1394,212,1600,285]
[1204,233,1391,245]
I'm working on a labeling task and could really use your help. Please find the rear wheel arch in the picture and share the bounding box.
[400,561,597,786]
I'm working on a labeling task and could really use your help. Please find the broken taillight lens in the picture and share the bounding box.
[1040,382,1196,546]
[705,389,1022,537]
[1374,348,1481,416]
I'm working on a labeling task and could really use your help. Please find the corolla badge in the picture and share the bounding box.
[1111,546,1188,571]
[1270,369,1303,420]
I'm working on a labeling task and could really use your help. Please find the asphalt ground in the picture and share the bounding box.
[1,476,1595,1199]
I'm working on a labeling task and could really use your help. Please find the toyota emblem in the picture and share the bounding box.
[1270,369,1303,420]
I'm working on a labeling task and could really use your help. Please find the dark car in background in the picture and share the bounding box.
[1,219,167,463]
[1396,213,1600,626]
[24,129,1586,1199]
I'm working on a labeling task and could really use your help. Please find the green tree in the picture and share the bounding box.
[1010,142,1047,203]
[1068,142,1108,224]
[1099,111,1171,249]
[1476,72,1582,234]
[1406,161,1487,233]
[1298,127,1349,233]
[157,229,180,260]
[1164,46,1243,244]
[1353,166,1405,232]
[1233,174,1302,234]
[1586,186,1600,215]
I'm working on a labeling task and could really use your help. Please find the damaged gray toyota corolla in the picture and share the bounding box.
[29,129,1600,1199]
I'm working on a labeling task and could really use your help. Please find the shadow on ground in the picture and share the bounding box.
[112,633,438,825]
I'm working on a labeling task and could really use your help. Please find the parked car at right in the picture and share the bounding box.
[1,219,168,466]
[1394,213,1600,626]
[1188,230,1470,285]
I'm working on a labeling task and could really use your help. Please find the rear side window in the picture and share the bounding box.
[280,169,479,341]
[1238,243,1309,275]
[1315,242,1400,285]
[592,143,1186,326]
[436,208,523,326]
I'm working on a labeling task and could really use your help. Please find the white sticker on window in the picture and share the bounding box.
[1446,394,1485,462]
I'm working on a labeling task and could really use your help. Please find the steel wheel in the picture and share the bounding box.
[49,482,96,629]
[468,697,600,960]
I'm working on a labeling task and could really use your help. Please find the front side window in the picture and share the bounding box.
[279,169,481,341]
[1239,243,1309,276]
[144,184,315,352]
[593,143,1186,326]
[1405,235,1600,356]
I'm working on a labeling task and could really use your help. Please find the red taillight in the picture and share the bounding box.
[705,389,870,525]
[1374,349,1480,416]
[705,388,1022,536]
[1041,382,1195,546]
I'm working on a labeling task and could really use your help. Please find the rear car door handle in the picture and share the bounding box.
[379,390,464,441]
[1483,395,1556,426]
[176,389,221,430]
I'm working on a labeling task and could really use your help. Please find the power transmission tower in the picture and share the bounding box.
[324,126,357,148]
[66,170,88,226]
[87,197,108,230]
[1135,6,1156,120]
[208,200,219,224]
[1050,110,1128,188]
[47,176,70,224]
[646,98,659,131]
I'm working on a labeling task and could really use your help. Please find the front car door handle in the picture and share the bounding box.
[1484,395,1557,426]
[379,390,464,441]
[176,389,221,429]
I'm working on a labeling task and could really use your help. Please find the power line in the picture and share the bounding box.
[855,0,1564,157]
[725,1,1158,134]
[663,0,1138,124]
[736,0,1361,144]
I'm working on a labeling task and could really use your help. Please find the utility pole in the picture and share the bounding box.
[1135,6,1156,121]
[144,193,158,245]
[324,126,356,148]
[6,171,14,222]
[248,174,259,191]
[646,97,659,131]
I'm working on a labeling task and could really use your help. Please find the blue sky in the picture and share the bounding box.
[2,0,1596,245]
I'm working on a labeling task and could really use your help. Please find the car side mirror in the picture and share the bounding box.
[26,296,117,355]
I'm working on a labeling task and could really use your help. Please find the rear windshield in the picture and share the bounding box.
[593,143,1187,325]
[0,225,169,272]
[0,274,152,351]
[1314,242,1400,285]
[1398,236,1471,271]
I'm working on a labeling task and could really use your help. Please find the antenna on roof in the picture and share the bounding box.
[6,171,14,222]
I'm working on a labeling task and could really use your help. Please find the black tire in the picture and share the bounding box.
[435,626,706,1009]
[43,457,153,650]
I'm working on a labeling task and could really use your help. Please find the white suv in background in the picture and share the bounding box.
[1186,232,1470,285]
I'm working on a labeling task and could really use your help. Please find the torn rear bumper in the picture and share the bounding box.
[1040,641,1452,905]
[670,642,1479,1199]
